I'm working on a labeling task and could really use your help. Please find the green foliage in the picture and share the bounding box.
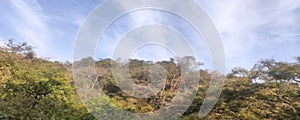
[1,40,299,119]
[0,41,93,119]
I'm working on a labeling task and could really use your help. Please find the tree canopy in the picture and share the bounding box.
[0,41,299,119]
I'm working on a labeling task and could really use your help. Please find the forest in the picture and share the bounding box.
[0,40,300,120]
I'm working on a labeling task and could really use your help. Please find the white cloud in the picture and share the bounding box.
[95,9,209,64]
[96,10,167,59]
[9,0,49,54]
[197,0,300,70]
[0,36,5,46]
[72,0,300,70]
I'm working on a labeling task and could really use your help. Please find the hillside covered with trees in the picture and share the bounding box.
[1,41,300,119]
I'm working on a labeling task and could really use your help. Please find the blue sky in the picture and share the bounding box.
[0,0,300,71]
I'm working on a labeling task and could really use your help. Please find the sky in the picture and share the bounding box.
[0,0,299,71]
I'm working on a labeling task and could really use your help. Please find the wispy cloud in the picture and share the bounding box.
[1,0,299,68]
[197,0,300,70]
[9,0,49,54]
[1,0,99,61]
[95,9,209,64]
[96,9,166,59]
